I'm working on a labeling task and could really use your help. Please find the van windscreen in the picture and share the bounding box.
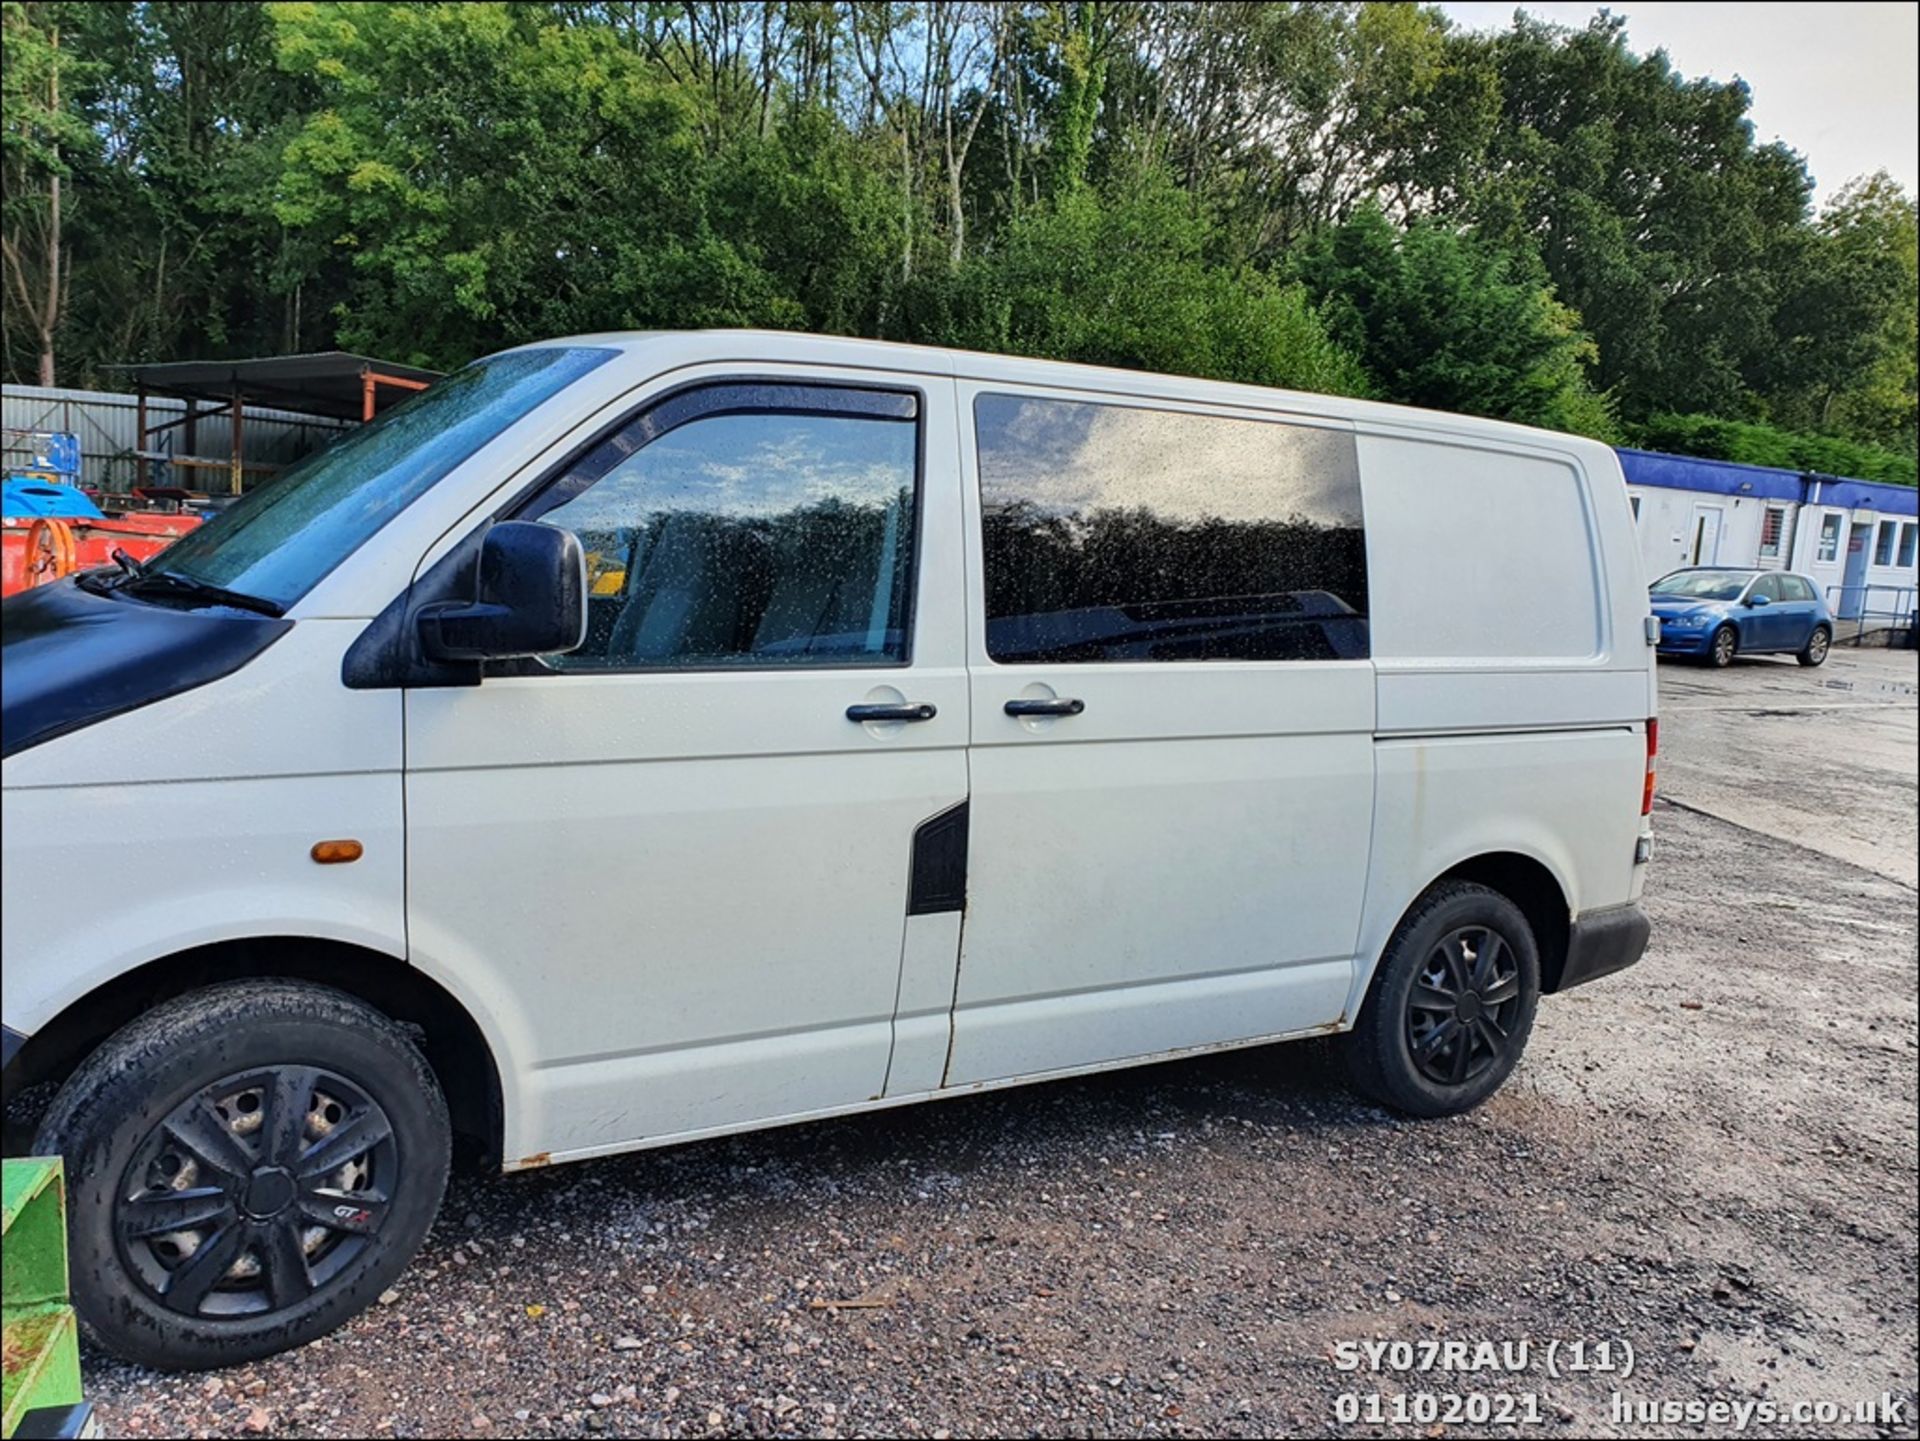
[131,347,613,610]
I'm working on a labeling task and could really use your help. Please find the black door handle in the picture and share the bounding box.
[1004,697,1085,718]
[847,701,938,723]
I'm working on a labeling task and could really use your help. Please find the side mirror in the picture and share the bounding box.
[1747,593,1771,607]
[419,521,586,661]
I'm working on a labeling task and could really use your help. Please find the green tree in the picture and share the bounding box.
[1465,13,1811,425]
[4,0,1911,465]
[1041,1,1115,198]
[53,2,318,375]
[909,165,1368,397]
[2,0,96,383]
[1762,174,1918,454]
[1633,413,1916,487]
[1300,205,1615,437]
[272,2,685,365]
[1105,3,1499,261]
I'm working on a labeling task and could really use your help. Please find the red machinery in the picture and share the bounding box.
[1,502,203,597]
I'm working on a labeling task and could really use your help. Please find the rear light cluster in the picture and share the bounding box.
[1641,717,1658,816]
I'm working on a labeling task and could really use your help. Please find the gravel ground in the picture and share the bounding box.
[1657,646,1918,886]
[63,660,1920,1439]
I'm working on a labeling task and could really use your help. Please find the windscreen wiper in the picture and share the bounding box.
[119,568,286,617]
[75,547,148,595]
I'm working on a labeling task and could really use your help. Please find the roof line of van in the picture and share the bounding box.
[504,328,1619,456]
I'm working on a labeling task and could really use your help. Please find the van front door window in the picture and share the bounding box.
[526,404,918,670]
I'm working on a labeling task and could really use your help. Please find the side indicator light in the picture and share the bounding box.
[311,839,364,865]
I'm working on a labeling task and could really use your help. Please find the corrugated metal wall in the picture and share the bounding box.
[1,385,350,494]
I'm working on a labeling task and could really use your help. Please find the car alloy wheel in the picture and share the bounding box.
[1711,627,1737,667]
[1405,924,1524,1086]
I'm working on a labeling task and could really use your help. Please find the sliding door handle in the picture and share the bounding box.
[1003,697,1085,718]
[847,701,937,723]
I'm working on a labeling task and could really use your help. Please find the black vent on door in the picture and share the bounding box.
[908,802,969,915]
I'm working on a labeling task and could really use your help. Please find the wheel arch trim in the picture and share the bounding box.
[4,935,514,1171]
[1346,843,1577,1019]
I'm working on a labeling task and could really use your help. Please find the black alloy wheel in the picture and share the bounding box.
[1405,925,1524,1087]
[1341,880,1541,1117]
[34,979,449,1370]
[116,1066,396,1318]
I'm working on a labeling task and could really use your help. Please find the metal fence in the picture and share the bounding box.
[2,384,349,495]
[1825,584,1919,648]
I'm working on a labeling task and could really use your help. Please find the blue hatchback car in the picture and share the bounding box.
[1650,567,1833,668]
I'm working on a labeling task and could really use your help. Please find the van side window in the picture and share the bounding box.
[973,394,1367,663]
[522,387,919,670]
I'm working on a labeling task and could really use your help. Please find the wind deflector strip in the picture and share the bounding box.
[908,801,969,916]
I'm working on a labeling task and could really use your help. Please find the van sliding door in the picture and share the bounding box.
[945,386,1376,1086]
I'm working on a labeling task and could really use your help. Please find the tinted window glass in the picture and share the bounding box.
[1781,575,1817,603]
[530,401,917,669]
[974,395,1367,664]
[146,348,612,608]
[1750,574,1782,602]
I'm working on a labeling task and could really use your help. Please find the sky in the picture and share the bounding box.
[1436,2,1920,208]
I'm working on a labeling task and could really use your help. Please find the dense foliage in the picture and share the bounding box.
[1634,415,1919,488]
[4,1,1915,479]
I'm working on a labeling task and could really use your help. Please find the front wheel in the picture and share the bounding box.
[1343,882,1541,1117]
[1707,624,1738,668]
[32,979,450,1371]
[1797,625,1831,667]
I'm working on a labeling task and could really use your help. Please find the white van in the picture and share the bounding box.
[1,332,1656,1369]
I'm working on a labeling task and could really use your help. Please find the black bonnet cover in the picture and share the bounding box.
[1,579,291,759]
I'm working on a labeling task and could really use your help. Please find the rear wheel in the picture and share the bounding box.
[1796,624,1831,667]
[33,979,450,1371]
[1343,882,1541,1118]
[1707,624,1738,668]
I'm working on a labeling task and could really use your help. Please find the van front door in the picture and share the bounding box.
[945,387,1376,1086]
[402,375,968,1162]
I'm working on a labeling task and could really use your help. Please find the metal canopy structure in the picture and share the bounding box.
[105,350,443,492]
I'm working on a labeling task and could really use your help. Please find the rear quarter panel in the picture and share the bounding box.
[1348,431,1652,1013]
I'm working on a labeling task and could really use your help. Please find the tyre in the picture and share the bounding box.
[1707,624,1738,668]
[1343,881,1541,1118]
[1796,624,1831,667]
[32,980,450,1371]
